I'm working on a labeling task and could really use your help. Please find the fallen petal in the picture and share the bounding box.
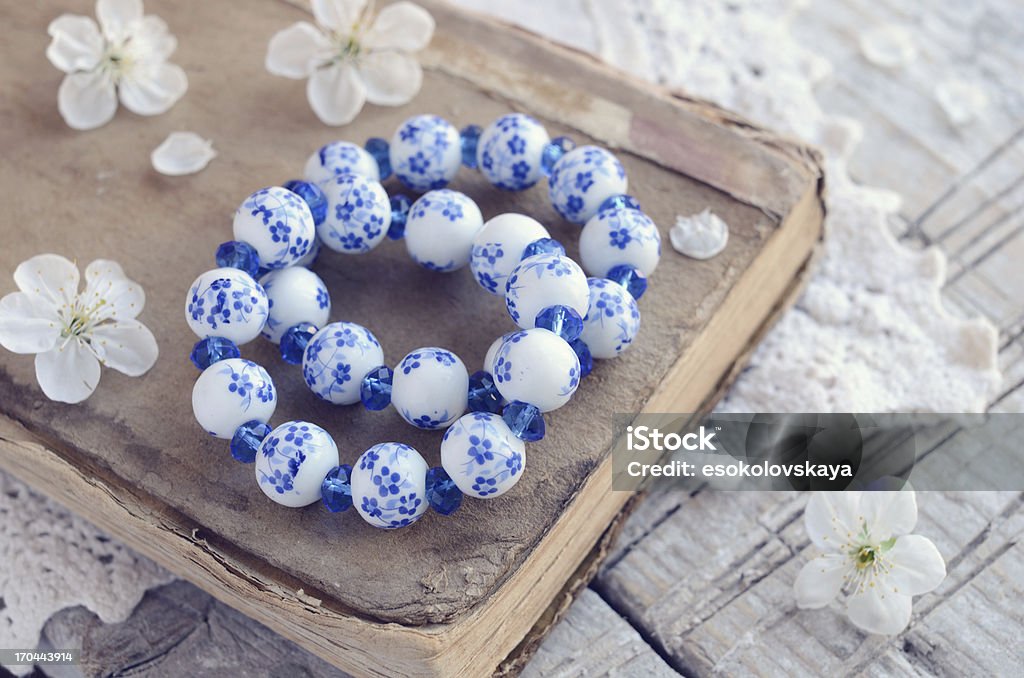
[669,209,729,259]
[859,25,917,69]
[935,79,988,126]
[151,131,216,176]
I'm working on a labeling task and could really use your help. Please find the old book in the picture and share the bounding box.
[0,1,824,675]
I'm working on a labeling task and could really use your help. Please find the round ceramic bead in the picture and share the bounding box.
[504,254,590,329]
[440,412,526,498]
[580,278,641,359]
[579,207,662,277]
[351,442,429,529]
[470,213,550,295]
[304,141,380,184]
[476,113,551,191]
[255,421,340,508]
[484,332,516,373]
[302,322,384,405]
[317,173,391,254]
[548,146,628,224]
[186,267,269,345]
[232,187,316,270]
[390,115,461,191]
[405,190,484,271]
[392,348,468,429]
[258,267,330,344]
[192,358,276,439]
[294,237,321,268]
[492,328,581,412]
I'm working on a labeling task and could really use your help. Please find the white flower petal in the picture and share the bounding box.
[95,0,143,41]
[90,320,158,376]
[266,22,332,79]
[58,69,118,130]
[151,131,216,176]
[130,15,178,64]
[13,254,80,312]
[118,62,188,116]
[0,292,62,355]
[46,14,104,73]
[846,585,912,635]
[311,0,367,33]
[35,341,101,404]
[886,534,946,596]
[862,491,918,542]
[804,492,861,552]
[794,553,847,609]
[359,49,422,106]
[306,62,366,126]
[83,260,145,320]
[363,1,435,52]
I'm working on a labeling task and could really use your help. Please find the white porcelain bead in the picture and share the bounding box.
[232,187,316,270]
[579,207,662,277]
[303,141,380,184]
[390,115,461,191]
[405,190,484,271]
[255,421,339,508]
[258,267,330,344]
[476,113,551,190]
[492,328,581,412]
[504,254,590,329]
[302,322,384,405]
[441,412,526,498]
[317,173,391,254]
[470,213,550,295]
[192,358,276,439]
[483,332,516,373]
[351,442,428,529]
[548,146,628,224]
[580,278,641,359]
[391,348,468,429]
[186,267,269,344]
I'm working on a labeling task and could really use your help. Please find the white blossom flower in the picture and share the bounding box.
[0,255,158,404]
[795,491,946,635]
[266,0,435,126]
[46,0,188,130]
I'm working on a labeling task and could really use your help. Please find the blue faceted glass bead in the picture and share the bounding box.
[460,124,482,169]
[540,136,577,177]
[215,240,261,278]
[360,365,394,411]
[598,194,642,214]
[606,264,648,300]
[467,370,503,414]
[387,194,413,240]
[280,322,319,364]
[535,305,584,342]
[503,401,545,442]
[190,336,240,370]
[230,420,271,463]
[282,180,328,226]
[569,338,593,379]
[426,467,463,515]
[321,464,354,512]
[521,237,566,260]
[365,137,392,181]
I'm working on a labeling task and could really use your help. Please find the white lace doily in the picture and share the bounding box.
[1,0,1004,672]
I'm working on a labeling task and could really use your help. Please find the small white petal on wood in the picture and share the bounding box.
[151,131,216,176]
[934,79,989,126]
[669,209,729,260]
[858,25,917,69]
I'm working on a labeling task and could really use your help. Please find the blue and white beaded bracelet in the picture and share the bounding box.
[183,112,661,530]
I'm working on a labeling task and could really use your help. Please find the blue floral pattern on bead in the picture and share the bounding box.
[583,277,641,355]
[548,146,627,224]
[305,141,378,184]
[477,113,549,191]
[504,254,578,324]
[187,271,268,336]
[441,412,525,498]
[319,173,390,254]
[399,348,458,375]
[217,359,275,410]
[240,188,313,269]
[256,421,332,501]
[353,442,427,529]
[595,207,661,256]
[303,322,382,403]
[391,115,460,191]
